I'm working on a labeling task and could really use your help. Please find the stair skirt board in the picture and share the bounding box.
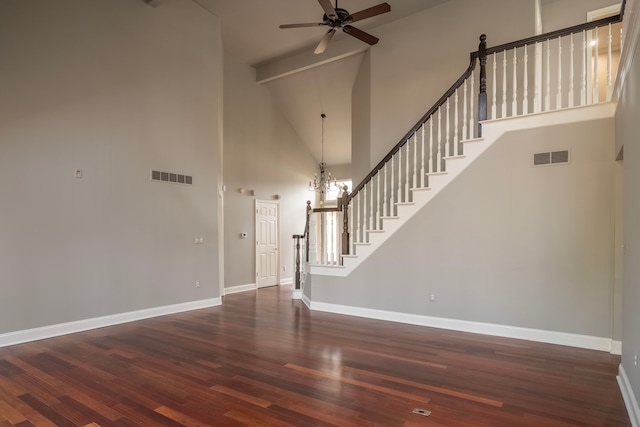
[0,297,222,348]
[309,300,618,353]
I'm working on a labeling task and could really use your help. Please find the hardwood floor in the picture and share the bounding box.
[0,286,630,426]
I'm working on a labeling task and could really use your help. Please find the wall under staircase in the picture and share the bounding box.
[305,103,619,352]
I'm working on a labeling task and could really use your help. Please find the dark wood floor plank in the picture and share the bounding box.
[114,397,185,427]
[154,405,214,427]
[211,384,272,408]
[0,398,29,425]
[18,393,76,427]
[0,286,631,426]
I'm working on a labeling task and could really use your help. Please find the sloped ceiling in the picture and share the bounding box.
[264,53,365,166]
[193,0,452,166]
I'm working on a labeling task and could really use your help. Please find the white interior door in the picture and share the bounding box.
[256,200,278,288]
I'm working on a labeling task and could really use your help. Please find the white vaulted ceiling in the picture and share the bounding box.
[193,0,452,166]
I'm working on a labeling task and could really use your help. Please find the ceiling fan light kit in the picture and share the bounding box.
[280,0,391,54]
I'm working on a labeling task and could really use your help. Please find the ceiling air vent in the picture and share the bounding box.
[151,170,193,185]
[533,150,570,167]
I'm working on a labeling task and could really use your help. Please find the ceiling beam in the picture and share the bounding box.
[255,36,367,84]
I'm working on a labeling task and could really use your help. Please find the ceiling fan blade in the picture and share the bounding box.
[348,3,391,23]
[317,0,338,20]
[343,25,379,46]
[279,22,325,29]
[314,28,336,54]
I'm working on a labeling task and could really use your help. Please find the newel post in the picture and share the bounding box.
[478,34,487,137]
[293,235,301,290]
[339,186,350,255]
[305,200,311,263]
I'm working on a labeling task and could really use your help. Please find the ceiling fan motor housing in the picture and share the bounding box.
[323,8,352,27]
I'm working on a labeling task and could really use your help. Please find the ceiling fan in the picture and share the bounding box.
[279,0,391,54]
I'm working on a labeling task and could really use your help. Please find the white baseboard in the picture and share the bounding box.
[309,301,616,352]
[612,340,623,355]
[0,297,222,348]
[223,283,256,295]
[618,364,640,427]
[224,281,294,294]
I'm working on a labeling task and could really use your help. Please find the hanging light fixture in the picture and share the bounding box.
[309,113,338,194]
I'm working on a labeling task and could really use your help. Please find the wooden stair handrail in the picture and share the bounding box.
[348,6,625,203]
[486,14,623,56]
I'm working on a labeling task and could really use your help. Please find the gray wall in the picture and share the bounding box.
[351,51,372,185]
[365,0,535,170]
[0,0,222,334]
[312,118,616,339]
[541,0,621,32]
[616,3,640,411]
[223,56,318,289]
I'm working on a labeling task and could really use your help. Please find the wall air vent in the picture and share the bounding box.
[532,150,570,167]
[151,170,193,185]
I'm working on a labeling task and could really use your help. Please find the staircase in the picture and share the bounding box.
[296,13,624,282]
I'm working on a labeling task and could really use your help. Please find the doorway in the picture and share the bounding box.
[255,200,279,288]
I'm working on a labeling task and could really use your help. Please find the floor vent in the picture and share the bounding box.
[533,150,570,166]
[151,170,193,185]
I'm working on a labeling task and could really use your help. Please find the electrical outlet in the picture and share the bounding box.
[430,292,436,302]
[195,281,200,288]
[634,353,638,367]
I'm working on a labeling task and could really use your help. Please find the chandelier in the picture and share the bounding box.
[309,113,339,194]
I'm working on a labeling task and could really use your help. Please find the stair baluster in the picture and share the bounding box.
[491,54,497,119]
[581,30,587,105]
[428,119,434,174]
[511,48,518,116]
[368,178,374,231]
[556,37,562,109]
[437,107,443,171]
[420,124,426,188]
[454,89,460,156]
[382,163,388,217]
[397,143,403,202]
[404,142,410,202]
[593,34,600,104]
[470,68,475,138]
[567,34,575,108]
[523,45,529,115]
[389,152,395,215]
[606,23,613,101]
[501,50,507,117]
[413,132,418,189]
